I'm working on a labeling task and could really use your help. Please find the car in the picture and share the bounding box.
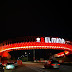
[0,63,4,72]
[44,60,60,69]
[6,63,15,70]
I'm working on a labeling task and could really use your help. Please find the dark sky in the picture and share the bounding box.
[0,3,71,43]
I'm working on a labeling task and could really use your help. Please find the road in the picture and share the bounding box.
[4,62,72,72]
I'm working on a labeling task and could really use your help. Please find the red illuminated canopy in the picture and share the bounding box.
[0,41,72,57]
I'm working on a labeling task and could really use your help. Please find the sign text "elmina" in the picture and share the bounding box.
[36,37,65,44]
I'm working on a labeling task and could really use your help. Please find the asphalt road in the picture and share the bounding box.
[4,62,72,72]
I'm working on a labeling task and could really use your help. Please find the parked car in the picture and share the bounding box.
[0,63,4,72]
[6,63,15,70]
[44,60,60,69]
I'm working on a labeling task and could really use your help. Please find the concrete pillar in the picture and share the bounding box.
[0,56,1,62]
[33,49,35,60]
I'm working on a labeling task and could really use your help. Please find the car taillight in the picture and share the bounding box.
[58,64,60,65]
[51,64,55,66]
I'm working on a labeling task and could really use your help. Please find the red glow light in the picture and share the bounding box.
[0,42,72,57]
[41,37,44,42]
[58,64,60,65]
[51,64,55,66]
[2,52,10,57]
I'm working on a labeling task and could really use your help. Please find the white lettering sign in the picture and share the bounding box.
[51,38,57,43]
[36,38,40,42]
[36,37,65,44]
[45,37,51,43]
[45,37,65,44]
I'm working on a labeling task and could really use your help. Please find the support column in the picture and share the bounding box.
[0,56,1,63]
[33,49,35,61]
[0,52,2,63]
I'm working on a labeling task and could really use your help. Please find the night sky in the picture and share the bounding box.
[0,3,72,59]
[0,3,71,43]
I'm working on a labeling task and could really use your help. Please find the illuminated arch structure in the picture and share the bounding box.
[0,37,72,58]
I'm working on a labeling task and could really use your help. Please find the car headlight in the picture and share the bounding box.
[6,65,15,69]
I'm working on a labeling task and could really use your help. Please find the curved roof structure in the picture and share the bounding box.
[0,36,72,57]
[0,42,72,53]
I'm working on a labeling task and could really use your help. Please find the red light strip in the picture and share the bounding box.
[51,64,55,66]
[0,42,72,54]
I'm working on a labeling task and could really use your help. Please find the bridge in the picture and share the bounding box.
[0,37,72,58]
